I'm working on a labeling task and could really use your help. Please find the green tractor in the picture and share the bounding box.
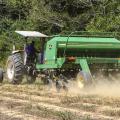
[2,31,120,90]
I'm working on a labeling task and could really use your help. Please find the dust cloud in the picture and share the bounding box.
[89,81,120,97]
[67,73,120,97]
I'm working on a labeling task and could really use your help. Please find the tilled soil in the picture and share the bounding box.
[0,84,120,120]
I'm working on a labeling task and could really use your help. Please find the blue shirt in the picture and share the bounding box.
[25,44,35,55]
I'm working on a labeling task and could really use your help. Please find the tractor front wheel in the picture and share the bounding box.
[26,67,36,84]
[26,74,36,84]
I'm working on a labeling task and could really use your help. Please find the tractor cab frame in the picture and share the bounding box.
[15,31,48,65]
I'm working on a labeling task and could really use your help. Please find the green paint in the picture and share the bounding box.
[36,34,120,75]
[79,59,91,73]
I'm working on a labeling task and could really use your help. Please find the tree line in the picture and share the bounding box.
[0,0,120,65]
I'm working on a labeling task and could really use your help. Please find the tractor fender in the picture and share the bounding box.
[12,50,23,54]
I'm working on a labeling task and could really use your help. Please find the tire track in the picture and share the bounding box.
[0,95,115,120]
[0,84,119,120]
[0,106,54,120]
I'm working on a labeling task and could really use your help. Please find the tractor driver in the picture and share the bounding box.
[25,41,37,64]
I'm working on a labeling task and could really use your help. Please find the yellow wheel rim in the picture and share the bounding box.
[76,73,85,89]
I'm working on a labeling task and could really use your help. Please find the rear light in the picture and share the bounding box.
[67,56,76,62]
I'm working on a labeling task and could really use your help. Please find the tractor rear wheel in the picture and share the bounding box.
[0,68,3,83]
[6,53,24,84]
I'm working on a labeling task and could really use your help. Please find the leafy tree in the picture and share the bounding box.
[0,0,120,65]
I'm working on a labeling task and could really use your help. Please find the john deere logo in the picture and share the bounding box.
[49,45,52,49]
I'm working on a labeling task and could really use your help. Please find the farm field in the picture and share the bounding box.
[0,82,120,120]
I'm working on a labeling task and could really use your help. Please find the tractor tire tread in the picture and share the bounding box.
[7,53,24,84]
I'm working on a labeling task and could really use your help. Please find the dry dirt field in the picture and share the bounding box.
[0,82,120,120]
